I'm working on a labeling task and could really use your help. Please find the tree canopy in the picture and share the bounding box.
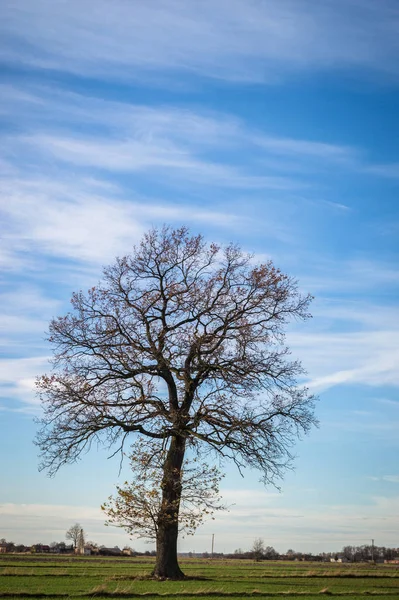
[66,523,84,550]
[36,226,317,578]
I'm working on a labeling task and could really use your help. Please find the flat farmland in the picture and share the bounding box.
[0,555,398,599]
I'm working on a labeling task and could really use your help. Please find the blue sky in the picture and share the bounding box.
[0,0,398,554]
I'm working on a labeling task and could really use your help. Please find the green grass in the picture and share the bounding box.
[0,555,398,599]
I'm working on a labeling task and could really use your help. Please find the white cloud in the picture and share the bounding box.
[0,503,101,520]
[299,258,399,296]
[20,133,299,191]
[0,287,61,338]
[0,503,126,547]
[0,356,50,410]
[287,261,399,392]
[2,0,399,83]
[210,491,399,551]
[369,475,399,484]
[290,328,399,391]
[0,0,398,560]
[0,173,260,273]
[382,476,399,483]
[3,491,399,552]
[375,398,399,408]
[254,136,358,164]
[2,177,144,265]
[0,83,398,410]
[0,83,361,170]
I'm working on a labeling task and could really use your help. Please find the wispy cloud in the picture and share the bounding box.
[291,325,399,391]
[366,163,399,178]
[0,286,59,359]
[1,82,395,197]
[382,476,399,483]
[20,133,300,191]
[375,397,399,408]
[0,356,50,412]
[0,503,118,546]
[211,491,399,549]
[1,83,358,182]
[0,172,260,274]
[2,1,399,83]
[369,475,399,483]
[287,261,399,392]
[1,83,363,278]
[3,490,399,551]
[1,0,398,559]
[1,81,398,416]
[254,136,358,164]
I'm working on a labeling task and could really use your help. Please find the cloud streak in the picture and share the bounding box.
[3,490,399,551]
[369,475,399,483]
[2,0,399,83]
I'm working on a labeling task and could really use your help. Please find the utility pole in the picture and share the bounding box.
[211,533,215,559]
[371,539,374,562]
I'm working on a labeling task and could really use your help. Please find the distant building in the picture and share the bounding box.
[32,544,50,553]
[385,559,399,564]
[75,529,85,555]
[0,544,7,554]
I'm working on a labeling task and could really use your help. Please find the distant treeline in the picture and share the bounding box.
[1,539,398,562]
[0,539,150,557]
[223,544,399,562]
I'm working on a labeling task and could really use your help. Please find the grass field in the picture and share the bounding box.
[0,555,398,599]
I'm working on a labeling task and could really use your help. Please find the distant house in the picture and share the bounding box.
[385,559,399,564]
[83,547,92,555]
[31,544,50,554]
[0,544,7,554]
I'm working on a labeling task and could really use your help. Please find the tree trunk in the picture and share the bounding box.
[152,435,186,579]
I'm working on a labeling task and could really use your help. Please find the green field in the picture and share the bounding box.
[0,555,398,599]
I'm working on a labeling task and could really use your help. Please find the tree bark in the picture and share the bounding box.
[152,435,186,579]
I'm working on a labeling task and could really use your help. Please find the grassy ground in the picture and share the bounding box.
[0,555,398,599]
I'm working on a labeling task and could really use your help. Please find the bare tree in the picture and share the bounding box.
[66,523,83,550]
[102,439,225,541]
[251,538,265,561]
[264,545,279,560]
[36,226,317,578]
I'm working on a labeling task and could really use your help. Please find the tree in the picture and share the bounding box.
[86,540,98,549]
[342,545,355,562]
[66,523,83,550]
[264,545,278,560]
[102,439,225,540]
[251,538,265,561]
[36,226,317,579]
